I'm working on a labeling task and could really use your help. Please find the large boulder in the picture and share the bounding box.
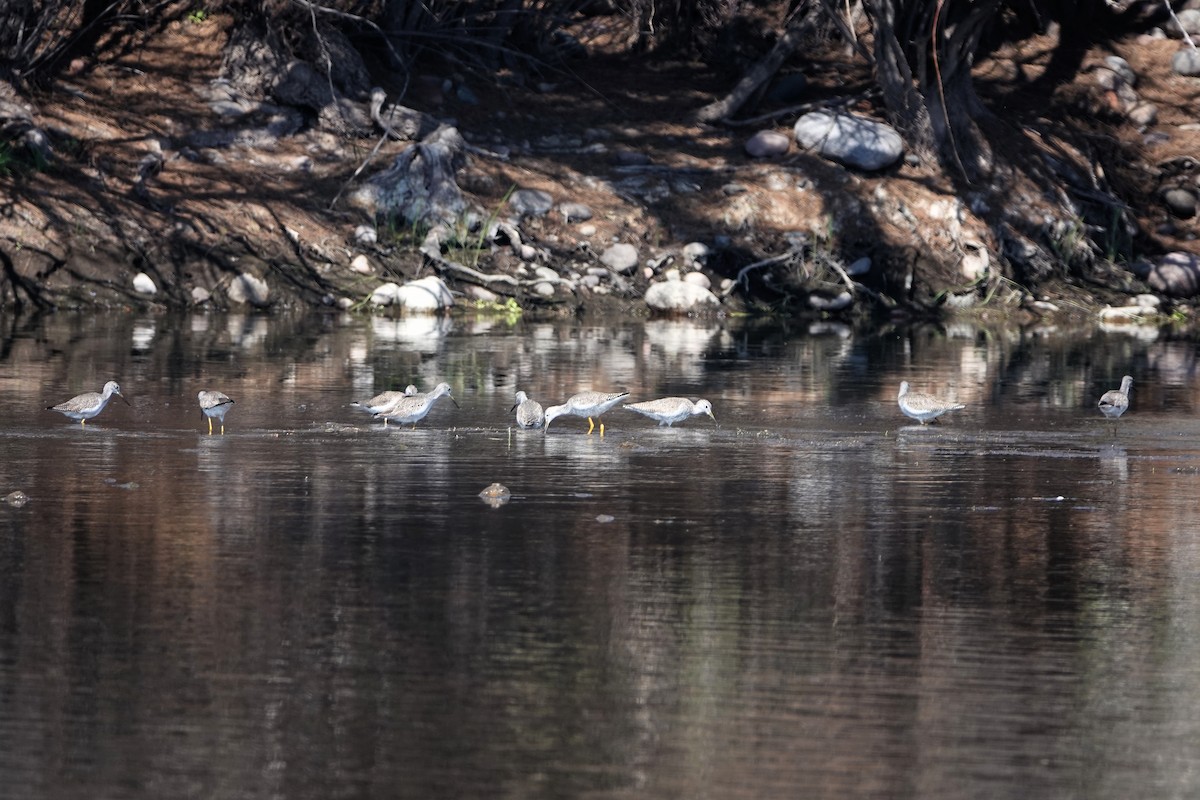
[395,276,454,312]
[645,279,720,312]
[1134,252,1200,297]
[793,111,904,171]
[227,273,270,307]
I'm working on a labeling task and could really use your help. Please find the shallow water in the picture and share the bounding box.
[2,311,1200,798]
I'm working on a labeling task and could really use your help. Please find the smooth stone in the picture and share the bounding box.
[683,271,711,289]
[370,282,403,306]
[682,242,711,265]
[191,286,211,305]
[578,224,597,236]
[745,130,790,158]
[644,280,720,311]
[336,297,354,309]
[534,266,558,281]
[509,188,554,217]
[1165,187,1198,218]
[809,291,853,312]
[463,284,499,303]
[1128,102,1158,128]
[1174,9,1200,38]
[350,254,373,274]
[1135,293,1162,309]
[794,111,904,171]
[353,225,377,245]
[1173,48,1200,76]
[663,267,681,282]
[395,276,454,311]
[1135,252,1200,297]
[227,273,270,307]
[1104,56,1137,86]
[132,272,157,295]
[558,202,593,222]
[600,243,639,274]
[582,274,601,288]
[846,256,872,277]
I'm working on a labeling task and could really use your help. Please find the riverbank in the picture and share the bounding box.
[1,11,1197,322]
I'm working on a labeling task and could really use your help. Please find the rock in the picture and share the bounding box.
[663,267,681,282]
[683,271,711,290]
[463,284,499,303]
[846,256,872,277]
[395,276,454,312]
[558,202,593,222]
[612,149,651,166]
[600,243,639,273]
[509,188,554,217]
[532,266,559,297]
[644,280,720,312]
[1104,56,1137,86]
[1098,305,1153,324]
[1137,252,1200,297]
[809,291,853,312]
[793,111,904,171]
[1128,102,1158,128]
[1173,9,1200,38]
[518,243,539,262]
[132,272,157,295]
[578,224,597,236]
[350,254,374,274]
[1135,293,1161,309]
[1164,187,1197,218]
[353,225,377,245]
[961,242,990,281]
[336,297,354,310]
[370,282,403,306]
[682,242,711,265]
[227,273,270,307]
[191,286,211,305]
[1173,48,1200,77]
[745,130,790,158]
[764,73,808,104]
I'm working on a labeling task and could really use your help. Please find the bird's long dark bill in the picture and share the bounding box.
[449,396,461,408]
[118,394,131,405]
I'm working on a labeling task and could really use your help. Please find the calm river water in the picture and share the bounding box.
[2,310,1200,799]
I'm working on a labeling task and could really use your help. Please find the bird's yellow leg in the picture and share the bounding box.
[600,421,605,436]
[220,422,225,435]
[587,417,595,434]
[80,419,86,428]
[208,417,214,435]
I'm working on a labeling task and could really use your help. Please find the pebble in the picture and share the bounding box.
[350,254,373,274]
[600,243,640,273]
[509,188,554,217]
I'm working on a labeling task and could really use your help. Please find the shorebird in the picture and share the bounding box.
[198,390,234,435]
[897,381,965,425]
[544,390,630,435]
[351,384,419,420]
[47,381,129,426]
[374,382,459,428]
[511,390,545,429]
[1098,375,1133,421]
[624,397,716,427]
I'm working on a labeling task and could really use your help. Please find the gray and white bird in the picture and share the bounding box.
[351,384,419,418]
[544,390,630,435]
[511,391,545,429]
[198,390,234,435]
[624,397,716,427]
[1098,375,1133,420]
[374,382,459,428]
[47,380,129,426]
[897,381,965,425]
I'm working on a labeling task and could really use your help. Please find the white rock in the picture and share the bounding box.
[354,225,377,245]
[395,276,454,312]
[1135,293,1161,309]
[745,130,790,158]
[601,243,639,273]
[663,268,681,282]
[579,224,597,236]
[644,280,720,312]
[683,271,711,289]
[961,244,990,281]
[534,266,558,281]
[682,242,711,265]
[846,256,872,277]
[809,292,853,312]
[463,284,499,303]
[227,273,270,307]
[132,272,157,295]
[519,244,538,261]
[336,297,354,310]
[509,188,554,217]
[370,282,403,306]
[350,254,373,274]
[191,286,211,305]
[533,281,555,297]
[1173,48,1200,76]
[793,111,904,171]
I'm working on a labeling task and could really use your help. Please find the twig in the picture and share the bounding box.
[724,253,794,297]
[1164,0,1199,51]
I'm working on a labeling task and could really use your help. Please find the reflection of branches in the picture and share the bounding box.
[0,244,54,310]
